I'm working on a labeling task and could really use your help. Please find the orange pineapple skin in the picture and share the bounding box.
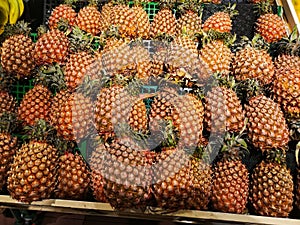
[202,12,232,33]
[48,4,77,29]
[75,6,102,36]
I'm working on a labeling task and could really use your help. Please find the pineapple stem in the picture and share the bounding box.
[264,148,287,165]
[23,119,56,143]
[0,113,19,134]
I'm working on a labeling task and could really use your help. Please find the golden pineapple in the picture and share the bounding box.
[250,149,294,217]
[0,69,17,117]
[204,85,245,134]
[34,28,70,65]
[48,1,77,29]
[231,35,275,86]
[130,1,150,39]
[150,0,177,38]
[202,4,238,33]
[55,151,90,200]
[199,36,233,76]
[255,1,287,43]
[176,0,202,36]
[0,113,18,191]
[75,0,102,36]
[245,94,289,151]
[153,147,212,210]
[274,54,300,70]
[17,83,52,126]
[211,133,249,214]
[7,120,59,203]
[101,135,154,211]
[1,21,35,79]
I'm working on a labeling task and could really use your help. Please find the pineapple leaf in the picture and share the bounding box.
[23,119,56,143]
[0,112,19,134]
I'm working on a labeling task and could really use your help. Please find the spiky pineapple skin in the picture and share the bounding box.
[177,11,202,36]
[250,160,294,217]
[150,8,177,38]
[231,46,275,85]
[34,29,70,65]
[211,160,249,214]
[296,168,300,211]
[48,4,77,29]
[55,152,90,200]
[0,133,18,190]
[1,34,35,79]
[7,141,58,203]
[202,12,232,33]
[131,6,150,39]
[256,14,287,43]
[0,91,17,117]
[274,54,300,70]
[199,40,233,76]
[204,86,245,134]
[18,84,52,126]
[152,148,212,210]
[75,6,102,36]
[56,93,93,142]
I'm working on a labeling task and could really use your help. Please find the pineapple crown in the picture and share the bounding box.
[63,0,78,6]
[158,0,176,10]
[232,33,270,53]
[35,64,65,93]
[221,3,239,18]
[1,20,31,40]
[53,136,78,155]
[288,118,300,142]
[270,27,300,57]
[22,119,56,143]
[204,73,237,94]
[111,0,130,5]
[200,29,236,48]
[264,148,287,165]
[131,0,149,7]
[254,0,275,15]
[69,26,99,53]
[177,0,203,15]
[0,112,19,134]
[88,0,101,6]
[155,119,179,149]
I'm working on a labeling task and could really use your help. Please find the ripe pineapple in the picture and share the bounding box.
[150,0,177,38]
[0,68,17,117]
[1,21,35,79]
[296,142,300,210]
[101,134,154,211]
[202,4,238,33]
[7,120,59,203]
[75,0,103,36]
[255,1,287,43]
[271,66,300,120]
[33,27,70,65]
[89,140,108,202]
[250,149,294,217]
[204,83,245,134]
[245,93,289,151]
[0,113,19,191]
[17,73,52,126]
[211,132,249,214]
[130,0,150,39]
[109,0,138,39]
[198,32,234,76]
[176,0,202,36]
[231,35,275,86]
[55,150,90,200]
[274,54,300,70]
[94,78,149,140]
[48,0,77,29]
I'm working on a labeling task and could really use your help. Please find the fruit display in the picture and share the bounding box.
[0,0,300,223]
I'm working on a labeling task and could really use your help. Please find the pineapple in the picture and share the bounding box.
[55,148,90,200]
[150,0,177,38]
[17,70,53,126]
[202,4,238,33]
[75,0,103,36]
[250,149,294,217]
[152,123,212,210]
[244,86,289,151]
[176,0,202,36]
[211,132,249,214]
[7,120,59,203]
[101,131,154,211]
[203,76,245,134]
[0,68,17,117]
[296,142,300,210]
[33,26,70,66]
[48,0,77,30]
[274,54,300,70]
[0,21,35,79]
[109,0,138,39]
[198,31,234,76]
[231,35,275,86]
[254,1,287,43]
[0,113,19,191]
[130,0,150,39]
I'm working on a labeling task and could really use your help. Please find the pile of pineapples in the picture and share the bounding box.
[0,0,299,220]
